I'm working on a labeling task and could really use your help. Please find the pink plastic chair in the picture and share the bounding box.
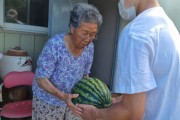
[0,71,34,118]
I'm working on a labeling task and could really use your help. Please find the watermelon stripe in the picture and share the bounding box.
[71,77,112,108]
[78,81,104,102]
[72,84,103,106]
[72,94,102,108]
[89,78,108,103]
[82,78,105,101]
[95,78,111,103]
[72,87,100,105]
[93,78,111,104]
[81,78,105,103]
[73,92,102,108]
[94,78,112,106]
[87,78,105,101]
[73,82,100,101]
[89,78,112,106]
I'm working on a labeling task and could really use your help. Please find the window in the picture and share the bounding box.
[0,0,49,33]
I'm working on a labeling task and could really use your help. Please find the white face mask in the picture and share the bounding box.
[118,0,136,21]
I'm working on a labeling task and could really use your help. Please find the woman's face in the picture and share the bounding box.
[71,22,98,48]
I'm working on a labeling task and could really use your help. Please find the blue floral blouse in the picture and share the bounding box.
[32,33,94,107]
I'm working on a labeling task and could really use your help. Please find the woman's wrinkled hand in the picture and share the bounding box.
[63,93,83,115]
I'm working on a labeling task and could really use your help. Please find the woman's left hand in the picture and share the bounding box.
[63,93,83,115]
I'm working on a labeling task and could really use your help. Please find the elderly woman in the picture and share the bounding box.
[32,3,102,120]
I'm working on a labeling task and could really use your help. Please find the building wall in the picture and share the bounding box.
[88,0,119,87]
[159,0,180,32]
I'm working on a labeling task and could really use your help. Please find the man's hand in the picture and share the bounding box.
[76,104,99,120]
[76,93,146,120]
[112,95,123,104]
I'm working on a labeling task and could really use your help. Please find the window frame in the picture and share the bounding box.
[0,0,48,34]
[0,0,4,27]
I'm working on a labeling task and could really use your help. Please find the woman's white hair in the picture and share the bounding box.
[69,3,103,29]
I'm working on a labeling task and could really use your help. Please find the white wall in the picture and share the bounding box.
[159,0,180,32]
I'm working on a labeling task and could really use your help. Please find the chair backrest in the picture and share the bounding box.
[3,71,35,88]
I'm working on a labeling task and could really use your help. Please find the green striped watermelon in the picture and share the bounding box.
[71,77,112,108]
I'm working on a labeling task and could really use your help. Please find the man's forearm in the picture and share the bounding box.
[97,93,146,120]
[97,102,130,120]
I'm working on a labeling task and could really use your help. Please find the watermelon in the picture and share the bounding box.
[71,77,112,108]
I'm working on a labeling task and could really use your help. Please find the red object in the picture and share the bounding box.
[0,71,34,118]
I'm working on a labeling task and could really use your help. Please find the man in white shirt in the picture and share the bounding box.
[75,0,180,120]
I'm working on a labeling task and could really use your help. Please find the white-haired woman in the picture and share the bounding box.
[32,3,103,120]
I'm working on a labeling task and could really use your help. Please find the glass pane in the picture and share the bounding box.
[5,0,28,24]
[5,0,49,27]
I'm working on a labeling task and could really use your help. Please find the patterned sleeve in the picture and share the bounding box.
[84,42,94,75]
[35,35,60,78]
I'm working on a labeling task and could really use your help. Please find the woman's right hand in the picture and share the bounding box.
[36,78,83,114]
[63,93,83,115]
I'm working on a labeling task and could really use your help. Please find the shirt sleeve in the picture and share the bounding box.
[84,42,94,75]
[113,33,157,94]
[35,37,59,78]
